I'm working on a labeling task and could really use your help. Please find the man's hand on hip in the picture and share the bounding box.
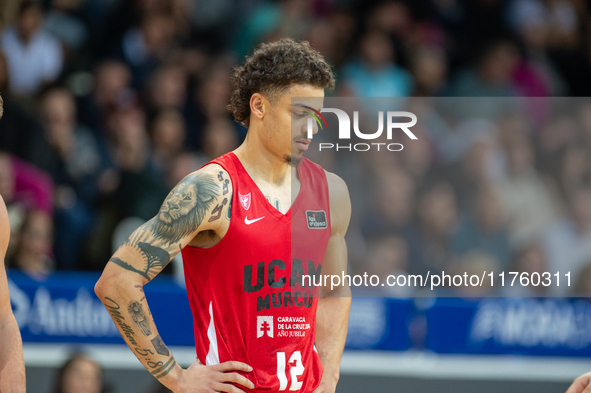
[311,379,337,393]
[174,360,255,393]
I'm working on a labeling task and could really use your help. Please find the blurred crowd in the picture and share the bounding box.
[312,96,591,297]
[1,0,591,296]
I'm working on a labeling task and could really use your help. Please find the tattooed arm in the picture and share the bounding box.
[95,165,254,393]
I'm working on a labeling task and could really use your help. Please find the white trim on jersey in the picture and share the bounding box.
[206,301,220,365]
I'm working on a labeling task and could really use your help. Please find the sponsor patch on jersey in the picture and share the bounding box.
[256,316,273,338]
[239,192,251,210]
[306,210,327,229]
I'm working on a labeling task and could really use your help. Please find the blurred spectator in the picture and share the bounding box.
[407,180,458,276]
[363,234,411,296]
[35,86,108,187]
[506,241,550,296]
[448,39,519,97]
[232,0,312,58]
[544,186,591,295]
[445,130,503,210]
[105,103,168,220]
[495,136,558,245]
[10,210,54,280]
[44,0,89,50]
[166,151,204,189]
[366,1,414,40]
[0,58,49,159]
[0,151,54,265]
[507,0,579,49]
[1,2,63,96]
[341,29,413,97]
[451,183,511,269]
[52,352,105,393]
[0,152,53,214]
[410,46,447,96]
[362,168,415,239]
[322,8,357,69]
[398,127,434,180]
[118,13,179,88]
[196,67,233,121]
[202,118,239,162]
[147,64,188,112]
[78,59,133,132]
[507,0,569,96]
[84,102,168,268]
[192,66,236,148]
[0,152,23,259]
[538,112,579,154]
[435,118,498,165]
[150,109,187,174]
[32,86,108,269]
[450,250,500,297]
[555,143,589,200]
[305,19,339,68]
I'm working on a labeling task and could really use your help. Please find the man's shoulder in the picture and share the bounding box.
[199,152,236,177]
[322,169,351,234]
[192,160,234,193]
[185,156,232,181]
[199,162,228,176]
[323,170,348,197]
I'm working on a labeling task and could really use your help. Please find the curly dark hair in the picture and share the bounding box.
[227,38,335,127]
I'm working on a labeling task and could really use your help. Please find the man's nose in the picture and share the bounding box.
[305,118,319,138]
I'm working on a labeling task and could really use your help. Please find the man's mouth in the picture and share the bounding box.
[295,139,311,151]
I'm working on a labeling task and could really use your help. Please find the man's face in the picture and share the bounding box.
[262,84,324,167]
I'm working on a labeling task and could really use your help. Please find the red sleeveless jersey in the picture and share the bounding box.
[181,152,331,392]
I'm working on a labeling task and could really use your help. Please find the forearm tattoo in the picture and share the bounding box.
[129,300,152,336]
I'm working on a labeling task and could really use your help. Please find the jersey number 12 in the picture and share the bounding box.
[277,351,304,391]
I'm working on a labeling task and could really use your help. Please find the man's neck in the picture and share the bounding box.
[233,130,298,187]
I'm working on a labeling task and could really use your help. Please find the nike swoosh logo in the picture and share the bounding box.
[244,216,265,225]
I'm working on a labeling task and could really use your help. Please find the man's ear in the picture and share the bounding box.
[250,93,265,121]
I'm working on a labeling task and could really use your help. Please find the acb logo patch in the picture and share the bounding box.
[306,210,327,229]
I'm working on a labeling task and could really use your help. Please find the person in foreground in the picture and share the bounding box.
[567,372,591,393]
[0,94,27,393]
[95,38,352,393]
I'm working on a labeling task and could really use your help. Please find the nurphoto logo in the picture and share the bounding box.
[308,108,418,152]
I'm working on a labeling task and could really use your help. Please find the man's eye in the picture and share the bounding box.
[293,112,305,118]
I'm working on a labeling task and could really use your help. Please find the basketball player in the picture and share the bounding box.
[95,39,351,392]
[0,94,27,392]
[567,372,591,393]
